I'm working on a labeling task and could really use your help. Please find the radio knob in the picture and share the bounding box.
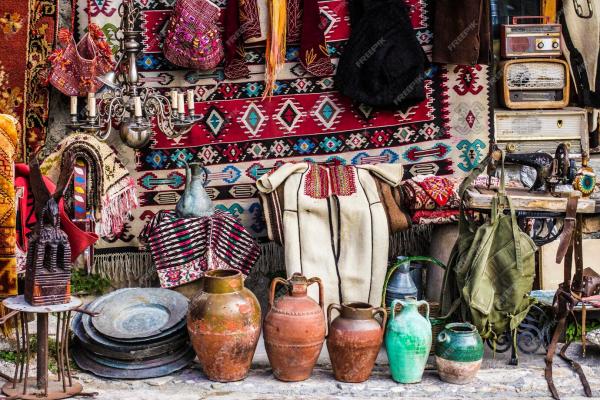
[537,41,545,49]
[552,41,559,49]
[506,143,517,152]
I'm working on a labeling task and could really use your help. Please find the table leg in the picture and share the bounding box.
[36,313,48,396]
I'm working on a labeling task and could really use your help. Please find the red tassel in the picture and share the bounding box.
[58,28,72,45]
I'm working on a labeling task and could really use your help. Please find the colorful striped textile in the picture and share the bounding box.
[140,210,260,288]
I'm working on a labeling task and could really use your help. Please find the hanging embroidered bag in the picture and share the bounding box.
[163,0,223,70]
[48,1,114,96]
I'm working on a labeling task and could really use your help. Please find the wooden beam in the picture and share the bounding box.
[542,0,558,22]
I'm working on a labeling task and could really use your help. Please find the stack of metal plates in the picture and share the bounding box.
[72,288,194,379]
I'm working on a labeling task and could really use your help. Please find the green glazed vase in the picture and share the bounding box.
[435,323,484,384]
[385,298,431,383]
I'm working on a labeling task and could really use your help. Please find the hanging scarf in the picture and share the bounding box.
[140,210,260,288]
[40,133,138,237]
[0,115,19,296]
[224,0,333,95]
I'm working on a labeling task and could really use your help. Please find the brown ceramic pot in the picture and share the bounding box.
[187,269,261,382]
[327,302,387,383]
[263,273,325,381]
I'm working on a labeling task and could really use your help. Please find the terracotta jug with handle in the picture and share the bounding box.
[263,273,326,381]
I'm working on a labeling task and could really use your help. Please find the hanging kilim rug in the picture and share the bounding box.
[77,0,492,274]
[0,0,58,160]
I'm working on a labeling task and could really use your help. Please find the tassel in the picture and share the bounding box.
[263,0,287,98]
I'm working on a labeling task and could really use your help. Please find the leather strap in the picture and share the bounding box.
[556,196,579,264]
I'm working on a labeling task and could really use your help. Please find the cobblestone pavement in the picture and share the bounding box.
[1,342,599,400]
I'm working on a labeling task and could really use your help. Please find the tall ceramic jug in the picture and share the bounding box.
[327,302,387,383]
[385,298,431,383]
[187,269,261,382]
[176,161,215,218]
[263,273,326,381]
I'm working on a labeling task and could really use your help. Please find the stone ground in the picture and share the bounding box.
[0,333,599,400]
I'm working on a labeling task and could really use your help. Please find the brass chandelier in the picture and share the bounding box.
[67,0,200,148]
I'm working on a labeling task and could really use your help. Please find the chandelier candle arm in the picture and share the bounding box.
[87,93,96,118]
[178,93,185,116]
[70,96,77,115]
[134,97,142,117]
[187,90,194,112]
[171,90,178,110]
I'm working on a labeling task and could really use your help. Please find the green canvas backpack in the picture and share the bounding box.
[441,154,537,343]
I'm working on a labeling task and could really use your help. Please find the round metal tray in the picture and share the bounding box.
[72,345,195,379]
[81,305,188,346]
[90,288,188,340]
[80,344,192,370]
[72,313,189,361]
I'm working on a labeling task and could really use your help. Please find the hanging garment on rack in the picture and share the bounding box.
[257,162,410,307]
[334,0,428,108]
[432,0,492,65]
[561,0,600,107]
[223,0,333,95]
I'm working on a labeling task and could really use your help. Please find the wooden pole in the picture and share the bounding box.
[36,313,48,393]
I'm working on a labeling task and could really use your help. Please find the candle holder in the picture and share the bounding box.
[66,0,201,148]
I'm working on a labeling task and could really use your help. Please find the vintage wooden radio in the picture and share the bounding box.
[494,108,589,157]
[499,59,569,109]
[501,16,562,58]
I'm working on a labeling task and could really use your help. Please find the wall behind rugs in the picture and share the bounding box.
[46,0,492,282]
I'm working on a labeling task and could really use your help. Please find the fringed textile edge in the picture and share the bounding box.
[92,251,155,288]
[388,224,434,258]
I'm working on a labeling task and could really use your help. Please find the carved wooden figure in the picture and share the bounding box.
[24,155,74,306]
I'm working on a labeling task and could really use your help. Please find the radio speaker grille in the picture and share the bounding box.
[506,62,566,90]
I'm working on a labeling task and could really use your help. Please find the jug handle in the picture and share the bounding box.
[326,303,342,333]
[372,307,388,329]
[269,277,289,308]
[390,299,402,320]
[308,277,325,310]
[416,300,430,320]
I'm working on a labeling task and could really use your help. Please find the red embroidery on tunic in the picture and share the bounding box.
[304,164,356,199]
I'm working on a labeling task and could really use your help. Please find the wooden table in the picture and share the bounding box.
[1,296,83,400]
[465,187,597,214]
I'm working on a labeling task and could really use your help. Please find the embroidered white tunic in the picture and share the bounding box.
[257,162,403,307]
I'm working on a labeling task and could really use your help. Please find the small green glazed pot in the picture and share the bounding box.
[385,298,431,384]
[435,323,483,384]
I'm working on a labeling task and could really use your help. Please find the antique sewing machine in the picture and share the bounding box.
[488,143,577,193]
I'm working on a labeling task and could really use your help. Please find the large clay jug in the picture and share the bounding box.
[263,273,326,381]
[435,322,483,384]
[385,298,431,383]
[327,302,387,383]
[176,161,215,218]
[187,269,261,382]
